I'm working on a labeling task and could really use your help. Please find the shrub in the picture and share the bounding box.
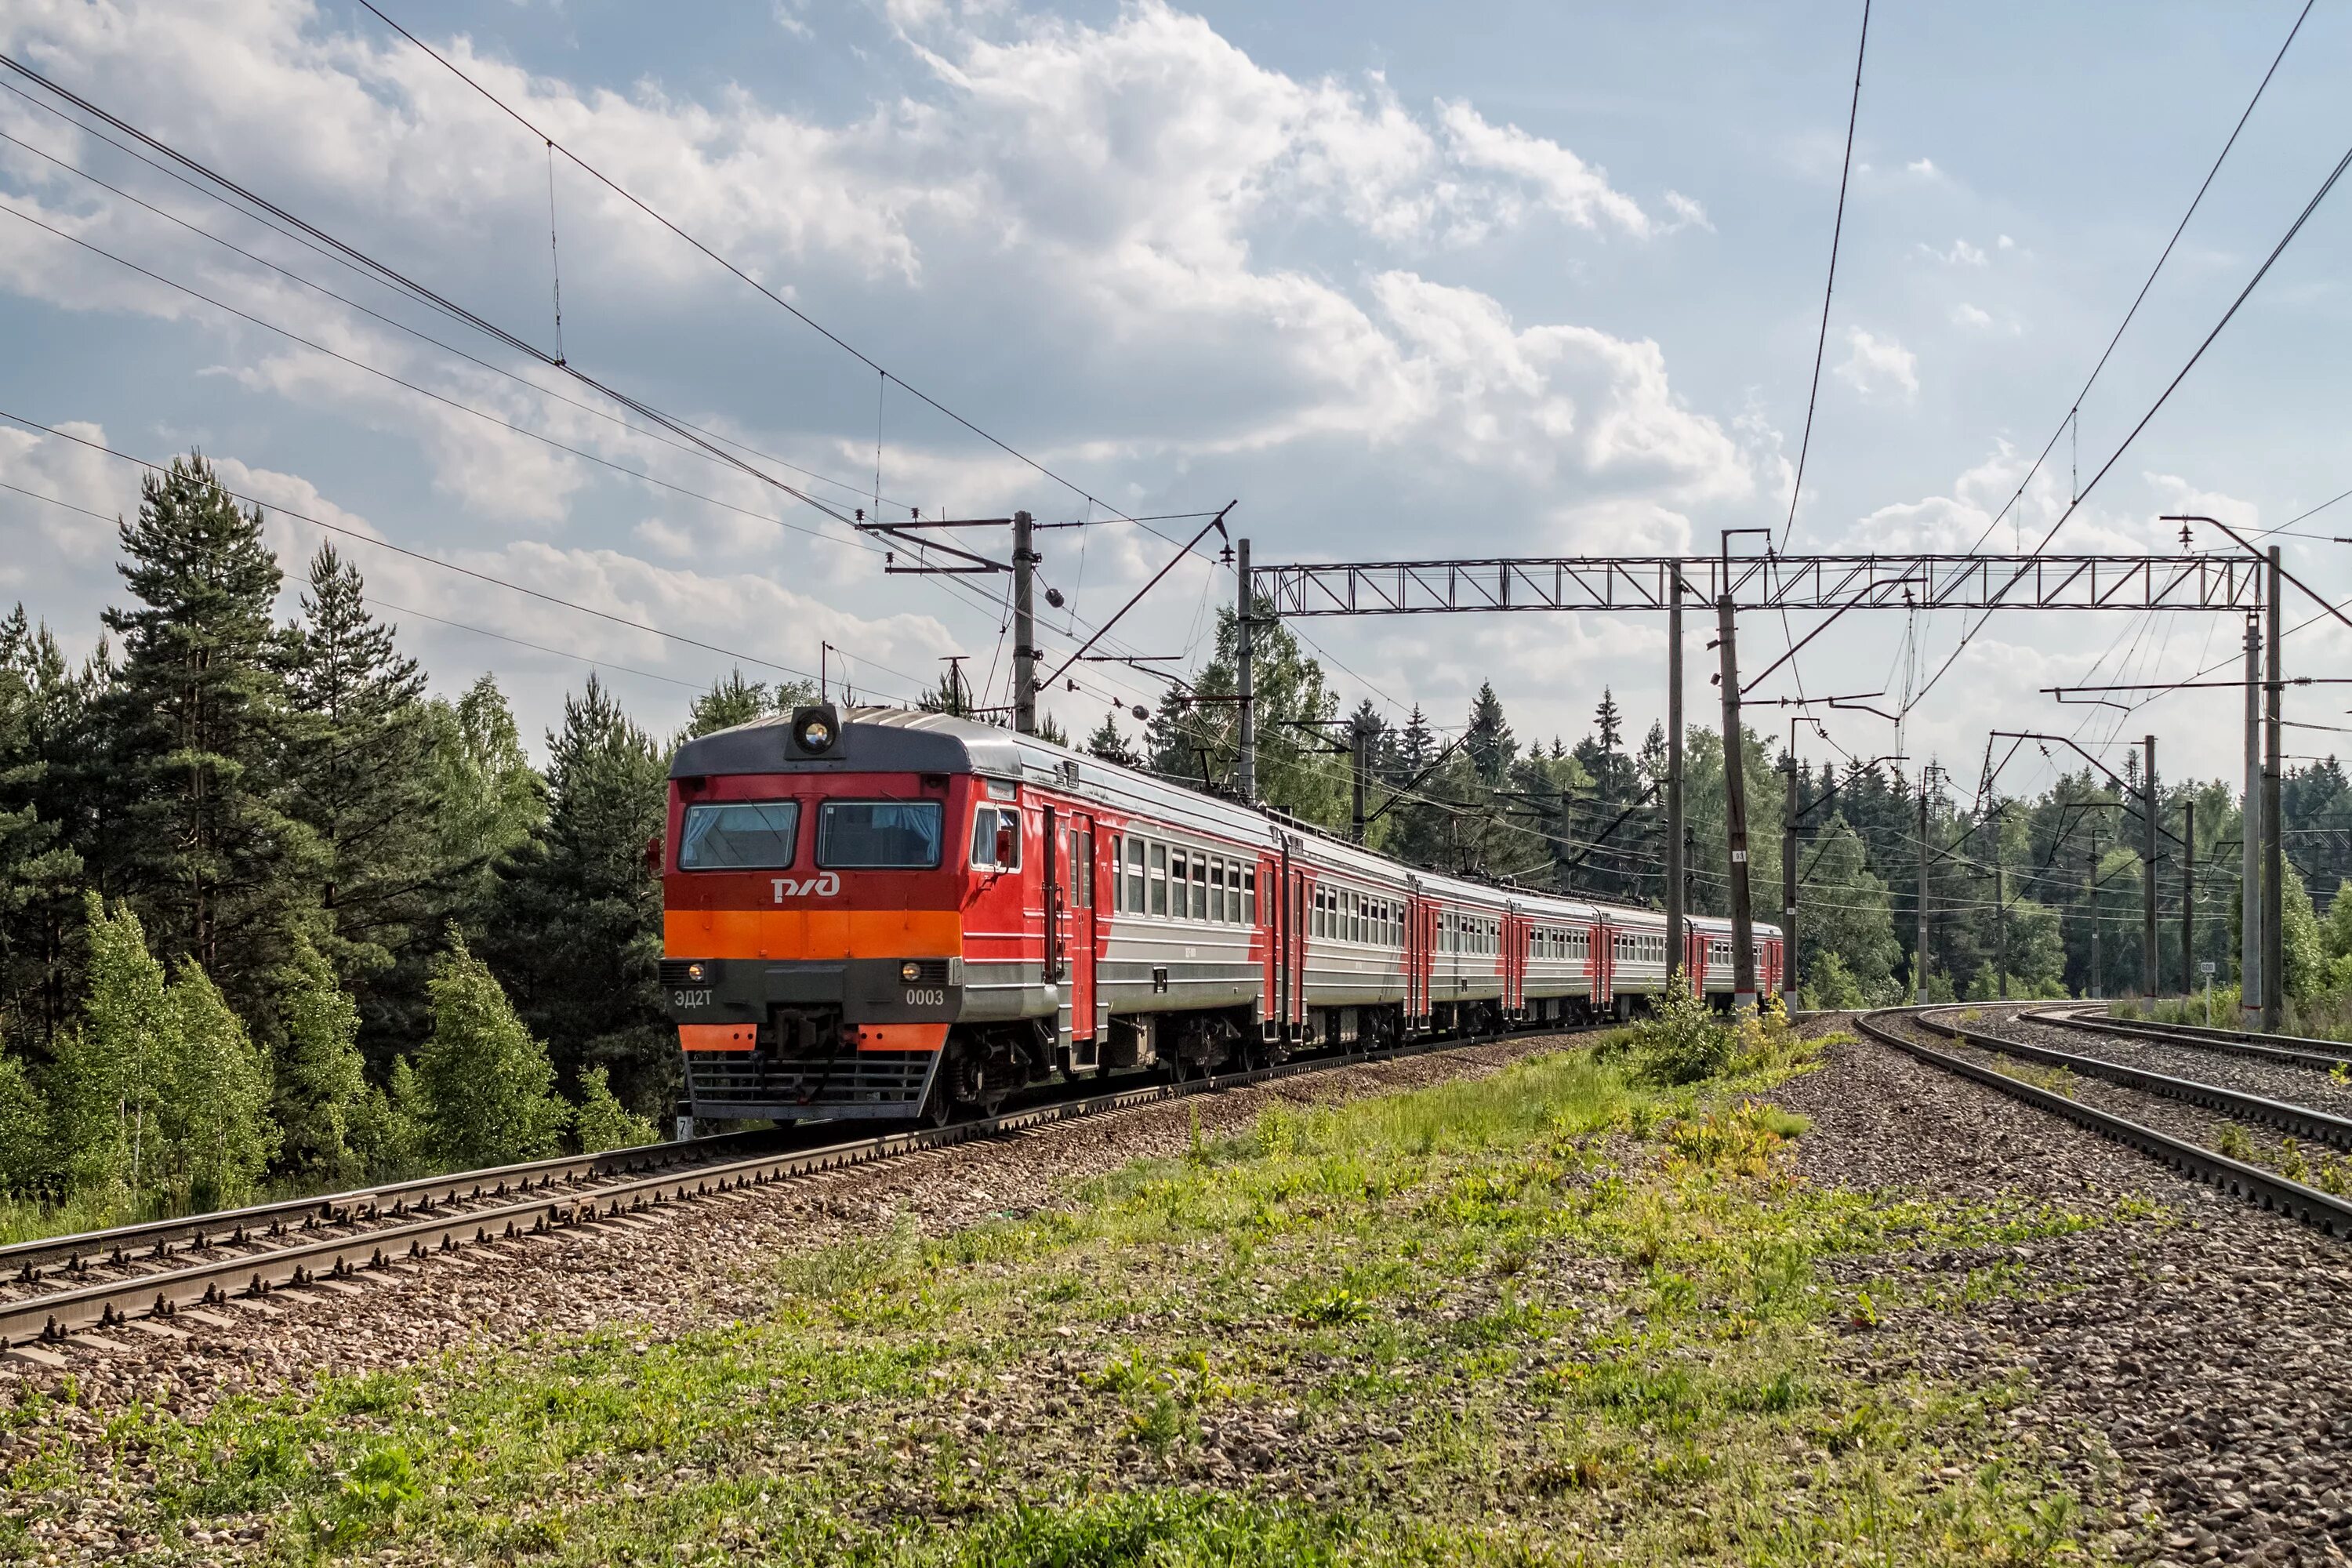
[161,961,278,1210]
[574,1065,657,1154]
[414,937,568,1168]
[1628,986,1734,1086]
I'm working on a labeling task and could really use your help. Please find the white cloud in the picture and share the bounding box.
[1436,101,1651,237]
[1997,234,2016,249]
[1833,327,1918,403]
[1950,303,1993,330]
[1918,238,1987,267]
[1906,157,1938,176]
[1661,191,1712,234]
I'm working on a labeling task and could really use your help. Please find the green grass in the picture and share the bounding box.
[1,1035,2129,1565]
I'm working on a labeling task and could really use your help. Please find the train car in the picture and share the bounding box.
[661,706,1781,1126]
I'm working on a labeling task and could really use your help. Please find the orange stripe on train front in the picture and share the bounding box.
[845,1022,949,1054]
[678,1023,758,1052]
[662,908,963,960]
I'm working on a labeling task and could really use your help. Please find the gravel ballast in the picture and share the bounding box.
[1793,1013,2352,1566]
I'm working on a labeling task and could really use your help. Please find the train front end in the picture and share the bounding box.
[661,706,970,1125]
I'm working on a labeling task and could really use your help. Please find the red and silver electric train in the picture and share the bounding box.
[661,706,1782,1125]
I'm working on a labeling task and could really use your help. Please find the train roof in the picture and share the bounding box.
[671,707,1778,938]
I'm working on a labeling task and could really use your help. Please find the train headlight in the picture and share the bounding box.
[901,961,922,982]
[790,703,840,757]
[687,963,706,982]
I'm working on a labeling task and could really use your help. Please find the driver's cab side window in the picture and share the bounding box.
[970,804,1023,871]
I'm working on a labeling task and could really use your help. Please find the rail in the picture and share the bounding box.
[2,1022,1592,1350]
[1854,1005,2352,1241]
[2033,1006,2352,1075]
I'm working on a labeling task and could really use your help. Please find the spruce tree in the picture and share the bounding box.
[281,546,441,996]
[272,933,369,1183]
[97,454,322,1039]
[1464,683,1517,786]
[487,677,669,1112]
[0,609,93,1050]
[416,937,568,1168]
[680,670,815,742]
[1593,688,1624,753]
[1083,714,1141,768]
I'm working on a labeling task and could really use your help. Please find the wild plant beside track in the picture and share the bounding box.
[1,1027,2120,1566]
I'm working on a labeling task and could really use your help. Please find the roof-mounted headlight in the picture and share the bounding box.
[791,703,841,757]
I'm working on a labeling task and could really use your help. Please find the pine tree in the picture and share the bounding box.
[486,677,670,1112]
[158,960,277,1209]
[1464,682,1516,786]
[97,454,323,1039]
[415,937,568,1168]
[281,546,442,997]
[680,670,815,742]
[272,933,369,1183]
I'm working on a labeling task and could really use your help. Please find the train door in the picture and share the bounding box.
[1594,920,1613,1007]
[1067,813,1097,1058]
[1288,867,1309,1034]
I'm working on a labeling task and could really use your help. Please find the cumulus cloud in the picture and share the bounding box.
[1918,238,1987,267]
[1834,328,1918,403]
[1661,191,1713,233]
[1906,157,1938,176]
[1436,101,1651,236]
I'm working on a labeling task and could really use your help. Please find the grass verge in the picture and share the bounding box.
[3,1029,2121,1565]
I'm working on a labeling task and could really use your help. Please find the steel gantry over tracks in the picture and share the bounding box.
[1256,552,2266,618]
[1234,546,2273,1015]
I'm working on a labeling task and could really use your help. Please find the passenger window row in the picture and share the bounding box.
[1312,885,1402,946]
[1110,834,1255,924]
[1440,912,1498,955]
[1527,927,1591,960]
[1613,931,1668,963]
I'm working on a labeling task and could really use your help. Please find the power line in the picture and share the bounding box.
[1779,0,1870,552]
[0,408,922,701]
[1907,105,2352,718]
[347,1,1222,568]
[1957,0,2314,561]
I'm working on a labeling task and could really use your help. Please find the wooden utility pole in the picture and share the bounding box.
[1716,594,1756,1009]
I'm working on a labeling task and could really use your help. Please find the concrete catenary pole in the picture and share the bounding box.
[2143,735,2159,999]
[1994,822,2009,1001]
[2241,614,2263,1029]
[2263,547,2285,1031]
[1781,750,1799,997]
[1716,594,1756,1010]
[1011,510,1037,736]
[2182,798,2196,1000]
[1665,578,1686,989]
[1235,536,1255,805]
[1915,768,1931,1004]
[2098,818,2117,1001]
[1350,717,1368,844]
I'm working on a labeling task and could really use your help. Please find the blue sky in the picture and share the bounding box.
[2,0,2347,802]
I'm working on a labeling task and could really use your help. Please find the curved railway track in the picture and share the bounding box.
[1857,1004,2352,1240]
[2,1023,1584,1356]
[2027,1004,2352,1075]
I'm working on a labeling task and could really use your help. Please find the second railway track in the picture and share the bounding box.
[1,1023,1586,1356]
[1858,1004,2352,1240]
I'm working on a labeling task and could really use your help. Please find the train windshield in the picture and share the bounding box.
[678,800,800,869]
[816,800,945,868]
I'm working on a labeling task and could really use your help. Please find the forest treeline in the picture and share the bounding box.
[6,453,2352,1225]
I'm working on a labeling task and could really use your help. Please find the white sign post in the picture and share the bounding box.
[2201,960,2217,1026]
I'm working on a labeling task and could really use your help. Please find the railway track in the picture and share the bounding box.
[1857,1004,2352,1240]
[1,1023,1581,1357]
[2027,1005,2352,1075]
